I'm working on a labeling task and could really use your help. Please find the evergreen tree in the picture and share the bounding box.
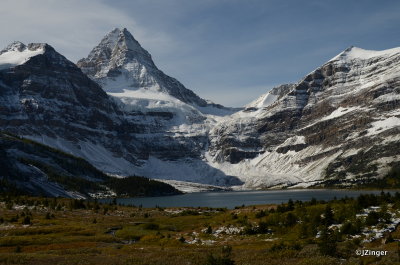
[318,227,337,256]
[284,212,297,227]
[323,205,334,226]
[22,216,31,225]
[287,199,294,211]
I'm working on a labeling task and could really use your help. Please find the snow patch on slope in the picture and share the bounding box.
[321,107,361,121]
[247,92,278,109]
[108,87,200,116]
[133,156,237,186]
[205,145,342,189]
[367,117,400,136]
[156,179,230,193]
[303,106,368,129]
[280,136,306,147]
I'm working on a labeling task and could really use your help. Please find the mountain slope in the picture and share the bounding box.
[0,41,149,175]
[0,40,239,187]
[0,132,181,198]
[0,132,107,198]
[208,46,400,188]
[74,28,240,185]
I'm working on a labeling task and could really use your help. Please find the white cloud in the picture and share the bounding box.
[0,0,175,62]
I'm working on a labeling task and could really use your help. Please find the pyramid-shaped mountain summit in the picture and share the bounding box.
[77,28,212,108]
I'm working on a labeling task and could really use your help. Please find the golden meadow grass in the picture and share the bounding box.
[1,195,400,265]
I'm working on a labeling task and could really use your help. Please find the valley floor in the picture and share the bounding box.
[1,194,400,265]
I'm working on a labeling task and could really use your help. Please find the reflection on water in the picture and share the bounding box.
[101,189,392,209]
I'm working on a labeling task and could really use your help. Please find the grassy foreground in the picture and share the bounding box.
[1,193,400,265]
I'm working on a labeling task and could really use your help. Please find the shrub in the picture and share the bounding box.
[15,246,22,253]
[178,210,200,216]
[140,234,161,242]
[10,215,19,222]
[143,223,159,230]
[204,246,235,265]
[386,234,394,244]
[270,241,301,252]
[340,222,357,235]
[270,242,286,252]
[255,210,266,218]
[365,211,380,226]
[22,216,31,225]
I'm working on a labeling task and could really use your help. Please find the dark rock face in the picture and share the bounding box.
[1,44,110,129]
[0,43,146,168]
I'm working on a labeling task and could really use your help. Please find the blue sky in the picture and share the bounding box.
[1,0,400,106]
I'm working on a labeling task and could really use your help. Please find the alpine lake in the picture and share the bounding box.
[101,189,391,209]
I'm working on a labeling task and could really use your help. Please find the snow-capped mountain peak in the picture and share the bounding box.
[78,28,211,108]
[1,41,27,53]
[77,28,236,114]
[330,45,400,62]
[78,27,154,79]
[0,42,46,70]
[115,27,152,58]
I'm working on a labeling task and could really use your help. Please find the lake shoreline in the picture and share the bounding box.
[99,189,399,209]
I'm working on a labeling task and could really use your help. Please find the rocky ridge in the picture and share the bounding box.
[0,29,399,191]
[207,46,400,188]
